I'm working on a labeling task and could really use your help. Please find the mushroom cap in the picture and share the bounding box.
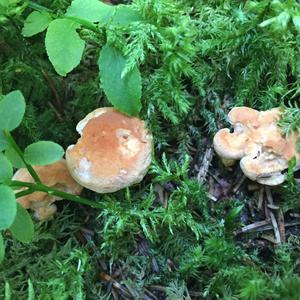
[13,159,83,220]
[240,154,287,186]
[213,106,300,186]
[228,107,260,127]
[213,128,248,160]
[66,107,152,193]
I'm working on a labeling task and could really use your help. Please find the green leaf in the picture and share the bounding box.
[45,19,85,76]
[111,6,141,26]
[66,0,114,23]
[4,282,11,300]
[99,45,142,116]
[293,15,300,31]
[24,141,64,165]
[22,11,52,37]
[5,147,25,168]
[0,153,13,183]
[0,90,25,131]
[28,279,35,300]
[0,185,17,230]
[0,130,9,151]
[0,233,4,263]
[9,204,34,243]
[259,17,276,27]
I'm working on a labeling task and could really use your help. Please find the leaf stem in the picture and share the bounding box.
[64,16,98,32]
[4,131,41,184]
[10,180,102,209]
[28,1,53,12]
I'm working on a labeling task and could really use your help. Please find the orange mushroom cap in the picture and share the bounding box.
[213,106,300,185]
[66,108,152,193]
[13,160,83,220]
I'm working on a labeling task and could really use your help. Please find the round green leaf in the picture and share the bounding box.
[45,18,85,76]
[10,204,34,243]
[24,141,64,165]
[5,146,25,168]
[111,6,141,26]
[0,154,13,183]
[99,45,142,116]
[0,90,26,131]
[22,11,52,37]
[66,0,114,23]
[0,233,4,263]
[0,185,17,230]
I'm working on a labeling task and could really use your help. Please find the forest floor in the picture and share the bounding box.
[1,0,300,299]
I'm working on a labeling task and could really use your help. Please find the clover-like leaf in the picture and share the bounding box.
[45,18,85,76]
[5,147,25,168]
[111,6,141,26]
[22,11,52,37]
[99,45,142,116]
[0,153,13,183]
[24,141,64,165]
[0,185,17,230]
[0,90,25,131]
[66,0,114,23]
[10,204,34,243]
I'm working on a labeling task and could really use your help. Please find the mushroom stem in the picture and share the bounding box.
[10,180,103,209]
[4,130,41,184]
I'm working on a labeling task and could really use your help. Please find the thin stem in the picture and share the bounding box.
[64,16,98,33]
[4,131,41,184]
[28,1,53,12]
[10,180,103,209]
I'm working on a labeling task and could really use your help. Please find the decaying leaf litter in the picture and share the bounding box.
[2,0,300,299]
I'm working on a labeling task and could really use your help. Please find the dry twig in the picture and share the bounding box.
[197,147,213,183]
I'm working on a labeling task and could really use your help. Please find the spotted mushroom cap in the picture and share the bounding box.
[13,159,83,220]
[213,106,300,185]
[66,107,152,193]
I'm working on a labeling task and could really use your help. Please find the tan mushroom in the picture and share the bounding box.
[213,107,300,185]
[66,108,152,193]
[13,159,83,220]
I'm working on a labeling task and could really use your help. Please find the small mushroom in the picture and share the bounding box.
[213,107,300,185]
[13,160,83,220]
[66,108,152,193]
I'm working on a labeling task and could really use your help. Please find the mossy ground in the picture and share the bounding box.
[1,0,300,299]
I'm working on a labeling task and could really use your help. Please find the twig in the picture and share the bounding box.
[208,193,218,202]
[261,233,278,244]
[267,204,279,210]
[290,213,300,218]
[100,272,133,299]
[233,175,246,193]
[255,220,300,232]
[207,171,223,185]
[237,220,300,235]
[144,288,158,300]
[269,211,281,244]
[235,220,270,234]
[42,69,63,114]
[277,210,286,243]
[257,186,264,210]
[265,187,281,244]
[265,187,274,205]
[197,147,213,183]
[48,101,63,121]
